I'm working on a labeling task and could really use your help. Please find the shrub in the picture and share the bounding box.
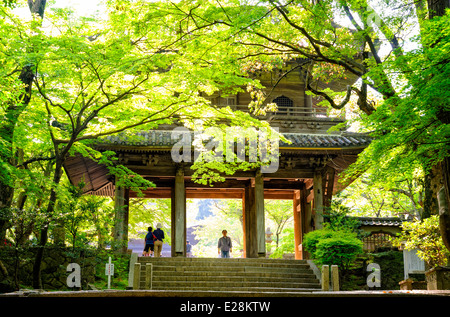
[303,228,363,270]
[302,228,336,257]
[392,215,450,267]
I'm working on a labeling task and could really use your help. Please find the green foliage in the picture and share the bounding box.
[264,200,293,248]
[322,200,362,234]
[1,0,274,257]
[192,199,243,257]
[314,234,363,270]
[392,215,450,267]
[269,227,295,259]
[369,251,404,289]
[339,169,424,219]
[343,11,450,185]
[128,198,171,244]
[303,228,363,270]
[303,228,334,258]
[92,250,130,290]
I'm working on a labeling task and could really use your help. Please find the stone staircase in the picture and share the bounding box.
[132,257,321,293]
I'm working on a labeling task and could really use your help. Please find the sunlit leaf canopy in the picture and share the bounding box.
[3,3,265,144]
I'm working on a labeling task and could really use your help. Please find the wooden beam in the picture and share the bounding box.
[186,190,244,199]
[263,191,296,200]
[130,188,172,199]
[129,166,315,179]
[129,187,300,200]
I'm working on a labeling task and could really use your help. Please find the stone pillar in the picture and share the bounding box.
[145,263,153,290]
[113,186,129,253]
[331,265,340,291]
[322,265,330,291]
[171,167,186,257]
[133,263,141,290]
[313,169,324,229]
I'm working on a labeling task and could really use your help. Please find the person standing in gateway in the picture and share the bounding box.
[143,226,155,257]
[153,223,165,257]
[218,230,232,258]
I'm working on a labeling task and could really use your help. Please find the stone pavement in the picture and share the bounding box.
[1,289,450,297]
[2,289,449,315]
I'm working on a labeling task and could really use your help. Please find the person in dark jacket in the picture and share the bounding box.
[153,223,165,257]
[218,230,232,258]
[143,227,155,256]
[186,241,192,257]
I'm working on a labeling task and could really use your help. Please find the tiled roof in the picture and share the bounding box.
[281,133,372,148]
[99,130,372,149]
[353,217,404,227]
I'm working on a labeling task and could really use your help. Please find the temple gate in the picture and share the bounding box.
[63,62,371,259]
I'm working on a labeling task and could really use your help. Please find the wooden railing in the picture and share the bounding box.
[222,104,342,119]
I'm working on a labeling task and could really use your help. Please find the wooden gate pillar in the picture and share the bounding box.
[171,166,186,257]
[243,171,265,258]
[294,183,308,259]
[313,169,324,230]
[243,179,257,258]
[255,170,265,257]
[293,190,302,259]
[324,166,336,208]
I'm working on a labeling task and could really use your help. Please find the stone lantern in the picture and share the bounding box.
[265,227,273,244]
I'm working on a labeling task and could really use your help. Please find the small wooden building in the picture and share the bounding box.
[355,217,403,252]
[64,62,371,259]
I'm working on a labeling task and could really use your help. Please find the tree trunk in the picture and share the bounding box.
[0,66,34,240]
[0,184,14,241]
[425,0,450,252]
[0,1,47,240]
[438,157,450,252]
[423,164,441,219]
[427,0,450,18]
[32,158,63,289]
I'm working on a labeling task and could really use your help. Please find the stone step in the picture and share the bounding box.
[149,280,320,287]
[138,257,310,266]
[138,256,308,261]
[138,258,312,270]
[145,265,314,275]
[149,286,321,292]
[134,257,321,292]
[149,271,317,279]
[144,282,321,291]
[146,274,318,283]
